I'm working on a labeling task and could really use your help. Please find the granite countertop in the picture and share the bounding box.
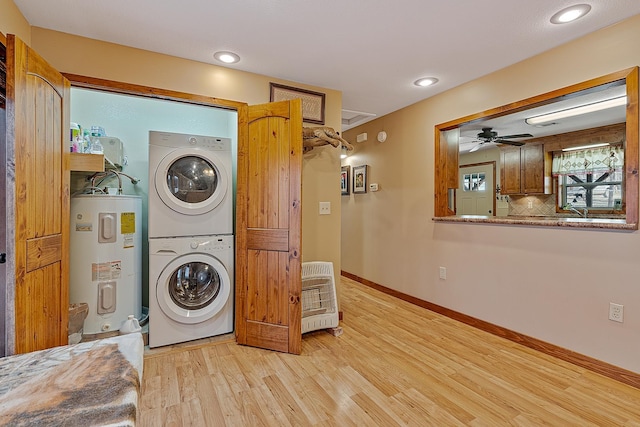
[432,215,636,230]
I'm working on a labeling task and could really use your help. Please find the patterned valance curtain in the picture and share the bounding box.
[552,145,624,176]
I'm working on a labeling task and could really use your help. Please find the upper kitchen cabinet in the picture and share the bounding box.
[500,143,552,195]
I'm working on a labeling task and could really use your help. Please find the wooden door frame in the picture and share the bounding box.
[458,161,497,216]
[63,73,248,326]
[63,74,246,112]
[0,34,6,356]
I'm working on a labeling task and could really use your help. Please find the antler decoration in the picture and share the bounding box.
[303,127,354,154]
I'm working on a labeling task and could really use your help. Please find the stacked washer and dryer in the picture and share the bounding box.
[148,131,234,348]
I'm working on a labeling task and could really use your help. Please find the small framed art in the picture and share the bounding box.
[341,165,350,195]
[352,165,367,194]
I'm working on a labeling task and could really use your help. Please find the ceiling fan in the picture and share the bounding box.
[468,127,533,152]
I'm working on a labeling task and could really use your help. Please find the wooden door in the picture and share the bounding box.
[6,35,70,353]
[235,99,302,354]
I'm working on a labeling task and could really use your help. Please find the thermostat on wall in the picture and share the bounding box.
[369,183,379,192]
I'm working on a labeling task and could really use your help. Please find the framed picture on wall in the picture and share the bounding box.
[352,165,367,193]
[269,83,325,124]
[341,165,350,195]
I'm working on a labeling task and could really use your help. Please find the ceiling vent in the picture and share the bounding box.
[342,109,376,130]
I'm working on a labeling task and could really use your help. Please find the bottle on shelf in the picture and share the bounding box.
[70,122,80,152]
[90,133,104,154]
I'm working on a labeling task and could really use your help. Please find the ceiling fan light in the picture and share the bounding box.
[550,4,591,24]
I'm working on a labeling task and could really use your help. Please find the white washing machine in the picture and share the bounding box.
[149,131,233,238]
[149,234,234,348]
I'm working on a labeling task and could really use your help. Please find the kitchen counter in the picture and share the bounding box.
[432,215,636,230]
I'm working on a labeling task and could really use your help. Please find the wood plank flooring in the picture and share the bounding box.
[139,276,640,426]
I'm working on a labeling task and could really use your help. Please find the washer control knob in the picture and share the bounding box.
[188,136,197,145]
[190,241,199,249]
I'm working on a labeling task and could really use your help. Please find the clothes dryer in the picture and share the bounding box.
[149,235,234,348]
[148,131,233,238]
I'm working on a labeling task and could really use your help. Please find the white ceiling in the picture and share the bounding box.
[13,1,640,130]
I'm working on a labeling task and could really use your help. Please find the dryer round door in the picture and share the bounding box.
[155,148,229,216]
[156,253,231,324]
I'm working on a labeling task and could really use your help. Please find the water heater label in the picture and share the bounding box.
[92,261,122,281]
[121,212,136,234]
[123,234,135,249]
[76,223,92,232]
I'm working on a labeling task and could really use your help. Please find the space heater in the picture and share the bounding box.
[301,261,339,334]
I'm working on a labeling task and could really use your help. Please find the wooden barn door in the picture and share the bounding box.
[235,99,302,354]
[6,35,70,353]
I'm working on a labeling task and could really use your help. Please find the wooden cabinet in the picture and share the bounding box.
[500,146,522,194]
[70,153,104,172]
[500,144,551,195]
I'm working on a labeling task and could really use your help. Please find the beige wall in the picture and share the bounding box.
[0,0,29,43]
[343,15,640,374]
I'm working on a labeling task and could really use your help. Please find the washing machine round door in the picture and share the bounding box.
[156,253,231,324]
[155,148,229,216]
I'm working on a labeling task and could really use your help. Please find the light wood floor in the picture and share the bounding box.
[139,276,640,426]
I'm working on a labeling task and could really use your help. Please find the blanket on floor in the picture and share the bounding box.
[0,333,143,426]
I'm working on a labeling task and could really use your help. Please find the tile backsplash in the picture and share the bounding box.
[508,194,556,216]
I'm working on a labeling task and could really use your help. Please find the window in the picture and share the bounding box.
[552,145,624,211]
[463,173,486,192]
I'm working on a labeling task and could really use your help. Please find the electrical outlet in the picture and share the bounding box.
[527,200,533,209]
[609,302,624,323]
[319,201,331,215]
[439,266,447,280]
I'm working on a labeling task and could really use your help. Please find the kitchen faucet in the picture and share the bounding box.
[564,204,588,218]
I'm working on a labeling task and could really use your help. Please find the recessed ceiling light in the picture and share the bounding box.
[414,77,439,87]
[214,51,240,64]
[550,4,591,24]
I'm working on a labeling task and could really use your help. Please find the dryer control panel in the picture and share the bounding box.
[189,136,229,152]
[189,236,233,253]
[150,130,230,152]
